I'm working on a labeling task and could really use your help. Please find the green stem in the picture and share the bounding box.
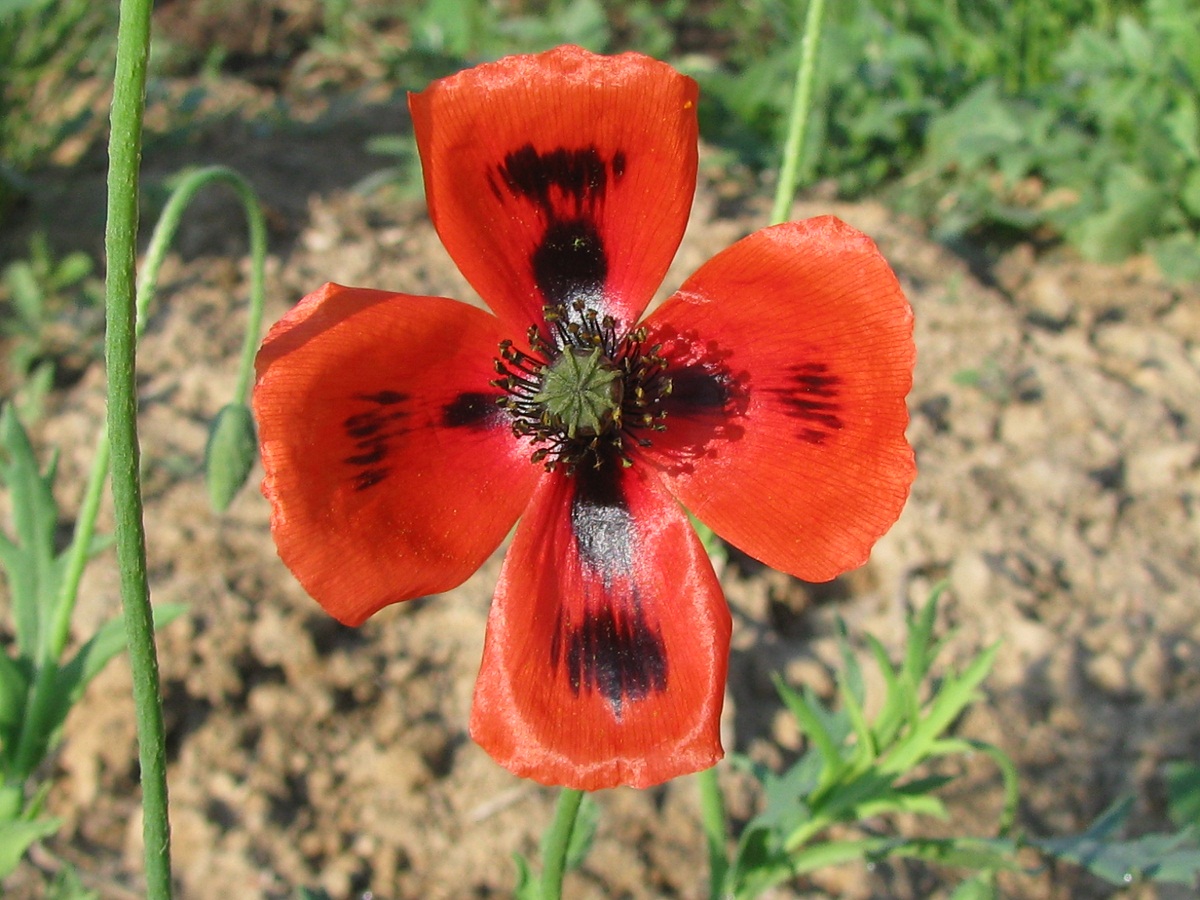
[105,0,173,895]
[769,0,828,227]
[540,788,585,900]
[698,765,729,900]
[50,167,267,660]
[136,166,267,404]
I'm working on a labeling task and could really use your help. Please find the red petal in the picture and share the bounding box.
[409,46,698,333]
[253,284,539,625]
[642,217,915,581]
[471,462,731,790]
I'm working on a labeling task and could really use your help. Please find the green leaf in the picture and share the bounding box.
[1165,762,1200,829]
[0,816,61,879]
[47,865,99,900]
[563,793,598,872]
[0,649,31,756]
[57,604,187,705]
[1148,231,1200,283]
[881,836,1020,872]
[22,605,189,763]
[865,634,904,745]
[0,404,61,659]
[512,852,540,900]
[773,676,846,778]
[949,871,999,900]
[1072,165,1168,262]
[1032,797,1200,885]
[204,403,257,511]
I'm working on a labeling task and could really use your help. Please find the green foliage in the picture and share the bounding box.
[1030,796,1200,886]
[1166,761,1200,829]
[902,0,1200,278]
[0,0,116,211]
[713,584,1200,896]
[45,865,98,900]
[680,0,1194,273]
[724,587,1019,898]
[1,233,104,391]
[0,406,185,879]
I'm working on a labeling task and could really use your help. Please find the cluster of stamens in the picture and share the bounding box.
[492,302,672,473]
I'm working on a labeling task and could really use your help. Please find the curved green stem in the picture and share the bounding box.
[105,0,172,894]
[769,0,828,227]
[540,788,585,900]
[698,765,729,900]
[49,169,267,663]
[136,166,267,404]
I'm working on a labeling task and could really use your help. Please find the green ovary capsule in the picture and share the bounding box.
[534,346,624,439]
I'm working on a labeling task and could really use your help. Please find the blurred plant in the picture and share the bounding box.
[0,404,185,878]
[900,0,1200,279]
[1,233,104,397]
[0,161,265,886]
[0,0,117,216]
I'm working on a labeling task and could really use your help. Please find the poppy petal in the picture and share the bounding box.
[409,45,698,333]
[641,217,915,581]
[254,283,539,625]
[471,462,731,790]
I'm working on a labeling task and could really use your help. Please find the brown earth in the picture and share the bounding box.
[3,36,1200,900]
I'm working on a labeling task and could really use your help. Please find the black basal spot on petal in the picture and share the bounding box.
[553,603,668,718]
[442,392,503,429]
[532,218,608,310]
[558,467,668,716]
[668,368,731,413]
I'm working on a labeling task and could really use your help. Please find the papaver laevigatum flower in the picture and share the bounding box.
[253,46,915,791]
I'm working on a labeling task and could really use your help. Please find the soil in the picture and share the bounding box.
[3,17,1200,900]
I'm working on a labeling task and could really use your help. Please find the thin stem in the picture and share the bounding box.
[698,765,729,900]
[51,167,267,658]
[105,0,173,895]
[540,788,585,900]
[136,166,267,404]
[48,438,109,660]
[769,0,828,227]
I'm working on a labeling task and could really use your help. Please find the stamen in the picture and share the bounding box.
[492,304,673,474]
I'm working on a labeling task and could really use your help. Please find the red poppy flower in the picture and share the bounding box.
[253,46,915,791]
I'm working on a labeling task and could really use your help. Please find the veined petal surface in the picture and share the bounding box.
[254,284,539,625]
[642,217,915,581]
[471,462,731,790]
[410,45,698,333]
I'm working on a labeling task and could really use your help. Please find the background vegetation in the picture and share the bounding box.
[3,0,1199,281]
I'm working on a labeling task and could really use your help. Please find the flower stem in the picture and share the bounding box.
[105,0,173,894]
[769,0,828,227]
[136,166,268,404]
[698,765,729,900]
[540,788,585,900]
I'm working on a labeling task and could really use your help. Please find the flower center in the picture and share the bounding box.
[492,304,671,473]
[533,346,624,439]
